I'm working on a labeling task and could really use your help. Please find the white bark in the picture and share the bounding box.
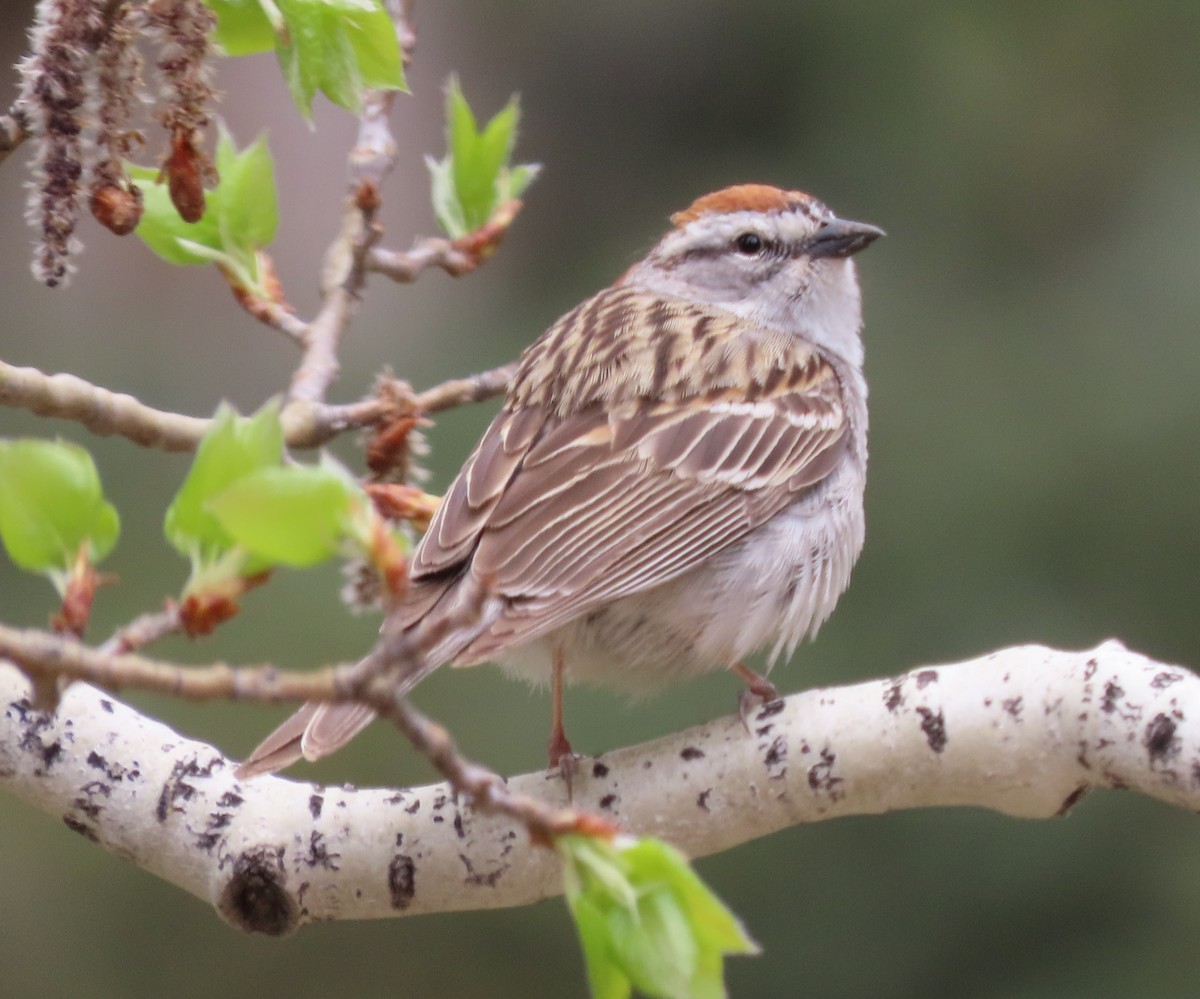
[2,639,1196,936]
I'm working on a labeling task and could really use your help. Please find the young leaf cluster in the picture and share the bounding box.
[132,127,278,295]
[0,440,119,594]
[559,834,759,999]
[202,0,406,116]
[427,78,540,239]
[165,400,402,598]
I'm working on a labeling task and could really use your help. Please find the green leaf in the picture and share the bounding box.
[0,439,119,582]
[164,399,285,568]
[558,835,758,999]
[200,0,278,56]
[201,0,405,114]
[132,125,279,292]
[273,0,406,117]
[208,462,355,567]
[427,77,540,238]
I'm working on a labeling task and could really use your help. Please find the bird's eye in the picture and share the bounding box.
[734,232,763,255]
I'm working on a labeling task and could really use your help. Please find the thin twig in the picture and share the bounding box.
[288,88,398,404]
[411,362,516,413]
[99,605,184,655]
[286,0,416,402]
[366,238,481,281]
[367,200,527,284]
[252,299,309,345]
[227,255,310,346]
[377,693,611,845]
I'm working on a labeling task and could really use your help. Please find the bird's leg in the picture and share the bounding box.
[547,646,579,790]
[733,661,780,732]
[733,661,779,700]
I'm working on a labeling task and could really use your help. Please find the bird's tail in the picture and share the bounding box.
[234,575,498,780]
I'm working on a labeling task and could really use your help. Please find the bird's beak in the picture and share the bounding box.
[808,218,885,259]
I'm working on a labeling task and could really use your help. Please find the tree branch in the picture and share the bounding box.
[2,640,1195,935]
[0,360,513,452]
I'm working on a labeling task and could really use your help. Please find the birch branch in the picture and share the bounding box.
[1,640,1195,936]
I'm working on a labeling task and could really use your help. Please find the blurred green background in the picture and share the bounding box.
[3,2,1200,996]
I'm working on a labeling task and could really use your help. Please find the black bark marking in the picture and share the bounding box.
[453,813,466,839]
[308,794,324,819]
[206,810,233,831]
[1101,681,1123,714]
[807,748,844,800]
[915,670,939,689]
[697,789,712,811]
[156,755,219,822]
[591,761,610,778]
[388,854,416,910]
[1002,697,1023,720]
[303,831,340,870]
[1057,785,1089,816]
[18,711,62,772]
[85,750,138,782]
[63,815,98,842]
[680,746,705,761]
[219,847,295,936]
[884,681,903,713]
[1144,714,1179,762]
[1076,741,1091,770]
[599,793,619,811]
[764,735,787,773]
[459,854,509,888]
[756,700,786,720]
[71,797,102,821]
[917,707,947,753]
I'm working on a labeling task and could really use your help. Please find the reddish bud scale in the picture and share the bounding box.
[226,256,289,314]
[164,128,206,223]
[354,178,382,214]
[367,517,410,603]
[451,199,523,266]
[365,483,441,531]
[89,182,144,235]
[365,415,428,477]
[179,571,271,636]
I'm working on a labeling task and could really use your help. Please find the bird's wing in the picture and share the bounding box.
[407,293,852,661]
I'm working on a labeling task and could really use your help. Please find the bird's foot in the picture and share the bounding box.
[734,665,781,733]
[548,729,581,798]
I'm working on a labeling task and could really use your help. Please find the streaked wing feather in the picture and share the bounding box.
[301,703,378,761]
[457,392,847,661]
[411,407,548,577]
[413,289,850,665]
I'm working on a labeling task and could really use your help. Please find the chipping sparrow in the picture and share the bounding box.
[237,184,882,779]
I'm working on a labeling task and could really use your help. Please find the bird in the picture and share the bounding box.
[236,183,882,780]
